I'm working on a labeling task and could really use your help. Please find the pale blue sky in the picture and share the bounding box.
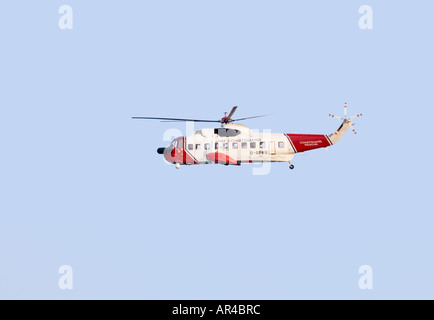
[0,1,433,299]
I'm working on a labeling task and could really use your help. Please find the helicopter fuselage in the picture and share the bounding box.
[159,123,335,167]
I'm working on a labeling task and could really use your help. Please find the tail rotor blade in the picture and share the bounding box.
[344,102,347,118]
[329,114,342,120]
[349,113,363,120]
[349,123,357,134]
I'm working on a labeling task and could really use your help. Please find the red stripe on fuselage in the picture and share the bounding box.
[182,137,199,164]
[285,134,331,153]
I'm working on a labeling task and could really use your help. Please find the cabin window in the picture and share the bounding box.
[241,142,247,149]
[215,143,219,150]
[188,144,193,150]
[259,142,266,148]
[232,142,238,149]
[278,141,284,148]
[195,144,201,150]
[204,143,210,150]
[223,143,229,150]
[250,142,256,148]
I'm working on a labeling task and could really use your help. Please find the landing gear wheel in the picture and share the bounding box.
[289,164,294,170]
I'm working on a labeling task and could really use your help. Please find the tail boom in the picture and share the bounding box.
[285,119,353,153]
[285,133,332,153]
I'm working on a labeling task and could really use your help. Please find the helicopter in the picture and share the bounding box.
[132,104,361,169]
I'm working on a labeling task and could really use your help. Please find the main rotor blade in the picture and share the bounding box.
[132,116,220,122]
[227,106,238,120]
[159,120,221,123]
[233,114,270,121]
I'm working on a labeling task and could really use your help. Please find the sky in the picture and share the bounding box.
[0,1,433,299]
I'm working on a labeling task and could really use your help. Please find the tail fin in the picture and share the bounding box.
[328,120,353,145]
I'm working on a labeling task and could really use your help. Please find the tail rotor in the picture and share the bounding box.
[329,102,362,134]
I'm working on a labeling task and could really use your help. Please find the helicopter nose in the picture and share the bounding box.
[157,147,165,154]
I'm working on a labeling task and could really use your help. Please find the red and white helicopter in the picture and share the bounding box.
[133,104,361,169]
